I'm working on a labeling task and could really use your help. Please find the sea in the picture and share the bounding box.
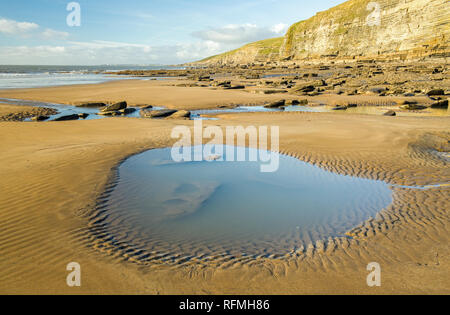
[0,65,181,89]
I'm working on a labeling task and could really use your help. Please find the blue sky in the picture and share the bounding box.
[0,0,345,65]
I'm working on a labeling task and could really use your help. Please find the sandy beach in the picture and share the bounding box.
[0,75,448,294]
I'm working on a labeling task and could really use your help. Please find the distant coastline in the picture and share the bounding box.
[0,64,182,89]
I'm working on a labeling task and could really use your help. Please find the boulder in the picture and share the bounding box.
[261,90,287,94]
[119,108,137,115]
[400,104,427,110]
[197,75,211,81]
[53,114,79,121]
[78,113,89,119]
[294,85,315,93]
[332,106,347,111]
[215,81,231,87]
[31,115,50,121]
[101,101,127,112]
[427,89,445,96]
[286,99,308,106]
[224,85,245,90]
[397,100,418,105]
[370,87,387,94]
[75,102,106,108]
[430,99,448,109]
[141,109,178,118]
[383,110,396,116]
[166,110,191,119]
[264,100,286,108]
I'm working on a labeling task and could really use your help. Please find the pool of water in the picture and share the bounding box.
[2,97,448,122]
[190,105,323,120]
[98,146,393,261]
[191,104,449,119]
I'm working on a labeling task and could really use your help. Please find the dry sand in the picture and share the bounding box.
[0,80,449,295]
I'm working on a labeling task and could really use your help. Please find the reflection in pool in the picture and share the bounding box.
[99,146,393,261]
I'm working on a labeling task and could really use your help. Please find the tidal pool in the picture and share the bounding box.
[99,146,393,261]
[0,97,163,121]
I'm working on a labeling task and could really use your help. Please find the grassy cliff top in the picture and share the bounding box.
[199,37,283,63]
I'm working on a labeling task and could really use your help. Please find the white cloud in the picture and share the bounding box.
[0,18,69,40]
[0,20,287,64]
[176,41,221,60]
[0,16,289,64]
[41,29,69,40]
[0,39,227,65]
[192,23,288,45]
[270,23,288,35]
[0,18,39,35]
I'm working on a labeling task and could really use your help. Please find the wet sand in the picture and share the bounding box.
[0,78,449,294]
[0,103,57,121]
[0,79,301,110]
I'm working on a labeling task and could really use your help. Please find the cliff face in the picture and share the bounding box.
[198,0,449,65]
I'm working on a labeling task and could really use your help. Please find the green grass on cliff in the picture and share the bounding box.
[199,37,283,63]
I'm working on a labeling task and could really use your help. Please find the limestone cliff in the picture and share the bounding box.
[197,0,449,65]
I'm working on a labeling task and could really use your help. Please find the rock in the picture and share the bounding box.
[370,87,387,94]
[383,110,397,116]
[78,113,89,119]
[261,90,287,94]
[218,105,236,109]
[166,110,191,119]
[53,114,80,121]
[427,89,445,96]
[299,85,315,93]
[141,109,178,118]
[347,103,358,108]
[264,100,286,108]
[298,99,309,105]
[224,85,245,90]
[215,81,231,87]
[285,99,308,106]
[430,99,448,109]
[31,115,50,121]
[292,83,316,94]
[75,102,106,108]
[332,106,347,110]
[397,100,418,105]
[400,104,427,110]
[119,108,137,115]
[197,75,212,81]
[101,101,127,112]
